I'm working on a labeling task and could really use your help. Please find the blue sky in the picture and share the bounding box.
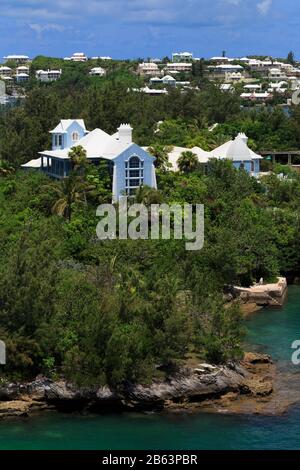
[0,0,298,59]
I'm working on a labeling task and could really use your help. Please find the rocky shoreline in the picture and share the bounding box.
[0,352,283,421]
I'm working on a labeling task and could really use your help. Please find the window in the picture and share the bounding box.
[125,156,144,194]
[72,132,79,142]
[54,134,63,147]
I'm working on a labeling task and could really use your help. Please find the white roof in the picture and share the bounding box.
[214,64,243,70]
[162,75,176,81]
[21,157,43,168]
[210,133,262,161]
[0,66,12,71]
[148,146,210,171]
[4,55,29,60]
[16,73,29,77]
[50,119,87,134]
[244,84,262,89]
[40,125,143,161]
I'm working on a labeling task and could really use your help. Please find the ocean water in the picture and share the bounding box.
[0,287,300,450]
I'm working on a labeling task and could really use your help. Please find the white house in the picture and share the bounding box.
[0,66,13,77]
[3,55,30,64]
[150,75,176,87]
[209,133,262,174]
[159,133,262,175]
[165,63,192,73]
[172,52,193,62]
[16,65,30,74]
[89,67,106,77]
[131,86,168,95]
[137,62,160,76]
[36,69,62,82]
[15,73,29,83]
[22,119,157,201]
[65,52,88,62]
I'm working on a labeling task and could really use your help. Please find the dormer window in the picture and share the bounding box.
[72,132,79,142]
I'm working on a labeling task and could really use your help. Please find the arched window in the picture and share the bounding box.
[239,162,245,170]
[125,156,144,195]
[72,132,79,142]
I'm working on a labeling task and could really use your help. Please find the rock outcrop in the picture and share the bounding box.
[0,352,277,419]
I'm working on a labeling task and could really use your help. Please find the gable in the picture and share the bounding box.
[112,143,156,163]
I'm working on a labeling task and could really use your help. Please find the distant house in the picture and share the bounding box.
[64,52,88,62]
[91,56,112,61]
[3,55,30,64]
[150,75,176,87]
[160,133,262,175]
[89,67,106,77]
[172,52,193,62]
[36,69,62,82]
[16,66,30,75]
[15,73,29,83]
[209,133,262,174]
[22,119,157,201]
[208,64,244,77]
[131,86,168,95]
[165,63,192,73]
[0,66,13,78]
[240,91,272,102]
[137,62,160,76]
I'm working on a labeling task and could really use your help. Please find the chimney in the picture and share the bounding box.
[237,132,248,144]
[118,124,133,145]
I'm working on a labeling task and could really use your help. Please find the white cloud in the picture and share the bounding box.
[257,0,272,15]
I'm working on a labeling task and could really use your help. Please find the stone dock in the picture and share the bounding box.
[233,277,288,309]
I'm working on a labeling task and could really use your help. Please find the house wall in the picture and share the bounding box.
[232,159,260,174]
[112,143,156,201]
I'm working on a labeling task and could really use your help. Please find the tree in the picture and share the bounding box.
[45,175,93,221]
[287,51,295,65]
[177,151,199,173]
[147,144,172,171]
[68,145,89,175]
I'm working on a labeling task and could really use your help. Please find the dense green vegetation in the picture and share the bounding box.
[1,159,300,385]
[1,57,300,387]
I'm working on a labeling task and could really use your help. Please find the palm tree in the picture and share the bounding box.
[134,185,163,206]
[177,151,199,173]
[68,145,89,175]
[45,176,93,221]
[147,144,172,171]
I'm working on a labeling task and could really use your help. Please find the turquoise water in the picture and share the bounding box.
[0,287,300,450]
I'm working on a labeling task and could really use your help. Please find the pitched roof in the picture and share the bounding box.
[40,126,135,161]
[210,133,262,161]
[50,119,86,134]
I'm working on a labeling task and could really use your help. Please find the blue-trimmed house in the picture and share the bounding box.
[22,119,157,201]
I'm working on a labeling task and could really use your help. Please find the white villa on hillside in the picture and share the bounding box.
[172,52,193,62]
[64,52,88,62]
[165,63,192,73]
[3,55,30,63]
[137,62,160,76]
[89,67,106,77]
[22,119,157,201]
[36,69,62,82]
[157,133,262,175]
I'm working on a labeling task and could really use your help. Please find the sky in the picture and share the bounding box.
[0,0,299,60]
